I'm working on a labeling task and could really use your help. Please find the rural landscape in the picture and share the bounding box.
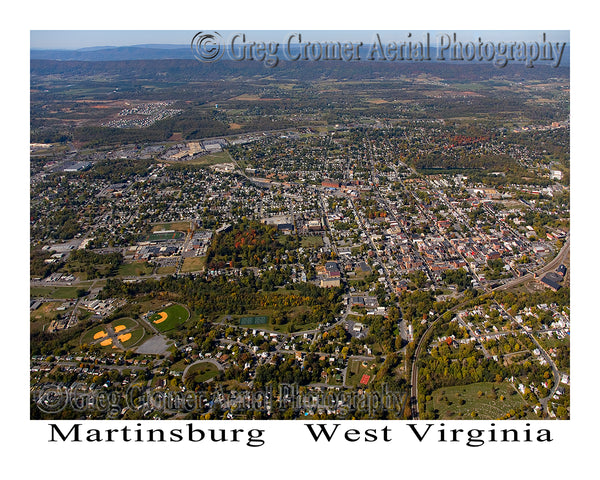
[30,34,570,421]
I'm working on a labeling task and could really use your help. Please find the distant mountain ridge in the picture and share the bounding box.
[31,43,570,67]
[31,45,193,61]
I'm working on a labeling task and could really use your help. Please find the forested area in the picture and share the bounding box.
[100,274,343,326]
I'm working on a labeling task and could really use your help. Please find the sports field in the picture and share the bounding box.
[147,230,184,242]
[148,304,190,332]
[81,318,146,349]
[239,315,268,325]
[81,325,110,345]
[110,317,137,330]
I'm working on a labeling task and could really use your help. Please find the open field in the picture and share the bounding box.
[30,286,85,299]
[181,256,206,273]
[427,381,531,420]
[173,150,233,166]
[30,302,62,333]
[118,261,153,276]
[151,221,192,233]
[301,236,324,248]
[219,305,315,333]
[186,361,220,383]
[155,266,177,275]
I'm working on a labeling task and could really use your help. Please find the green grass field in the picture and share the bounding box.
[427,381,530,420]
[301,236,324,248]
[148,231,184,242]
[148,304,190,332]
[218,304,315,334]
[118,261,153,276]
[118,327,146,348]
[30,286,85,299]
[156,266,177,275]
[80,324,111,346]
[81,318,147,349]
[110,317,138,330]
[186,361,220,383]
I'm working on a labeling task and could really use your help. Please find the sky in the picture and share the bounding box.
[30,30,570,50]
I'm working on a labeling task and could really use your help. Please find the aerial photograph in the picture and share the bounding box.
[29,29,570,422]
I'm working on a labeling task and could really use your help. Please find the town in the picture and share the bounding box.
[30,56,569,421]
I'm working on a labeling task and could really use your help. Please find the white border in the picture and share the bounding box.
[6,1,596,477]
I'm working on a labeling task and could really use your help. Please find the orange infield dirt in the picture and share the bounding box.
[153,312,168,324]
[114,325,126,333]
[94,330,108,340]
[118,333,132,343]
[100,338,112,346]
